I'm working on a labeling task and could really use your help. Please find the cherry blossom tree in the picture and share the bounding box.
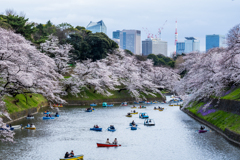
[40,35,72,75]
[175,24,240,108]
[0,28,65,104]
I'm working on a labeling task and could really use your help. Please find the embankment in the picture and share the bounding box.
[63,89,165,105]
[3,94,48,123]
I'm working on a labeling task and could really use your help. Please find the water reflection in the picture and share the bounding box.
[0,97,240,160]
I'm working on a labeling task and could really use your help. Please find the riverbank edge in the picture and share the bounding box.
[64,97,165,106]
[181,108,240,146]
[3,101,48,124]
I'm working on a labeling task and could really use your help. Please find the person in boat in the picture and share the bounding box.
[70,150,74,157]
[30,124,35,128]
[27,123,30,127]
[132,124,136,127]
[133,110,136,113]
[127,113,131,115]
[110,125,115,129]
[149,119,152,123]
[154,107,157,109]
[113,138,118,145]
[200,126,205,130]
[106,138,111,144]
[64,152,71,158]
[132,120,135,125]
[49,114,52,117]
[95,125,99,128]
[139,105,141,108]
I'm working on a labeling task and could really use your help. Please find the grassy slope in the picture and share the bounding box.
[63,89,163,101]
[187,102,240,134]
[3,94,47,114]
[221,87,240,100]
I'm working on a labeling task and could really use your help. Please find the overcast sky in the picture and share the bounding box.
[1,0,239,55]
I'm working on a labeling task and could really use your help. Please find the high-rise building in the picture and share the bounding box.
[176,37,200,54]
[206,34,225,52]
[142,38,168,56]
[86,20,107,34]
[112,30,120,39]
[176,42,185,55]
[119,30,141,55]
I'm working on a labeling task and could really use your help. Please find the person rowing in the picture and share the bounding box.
[94,125,99,128]
[131,120,135,125]
[127,113,131,115]
[106,138,111,144]
[133,110,136,113]
[200,126,205,130]
[110,125,115,129]
[112,138,118,145]
[154,107,157,109]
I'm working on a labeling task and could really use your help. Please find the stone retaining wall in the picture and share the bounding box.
[211,99,240,115]
[3,101,48,123]
[182,108,240,146]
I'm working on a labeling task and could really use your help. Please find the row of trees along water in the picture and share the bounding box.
[175,24,240,110]
[0,10,180,142]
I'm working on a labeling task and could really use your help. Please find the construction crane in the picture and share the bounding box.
[158,20,167,40]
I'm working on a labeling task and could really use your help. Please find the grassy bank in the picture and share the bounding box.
[3,94,48,114]
[63,88,164,101]
[187,102,240,134]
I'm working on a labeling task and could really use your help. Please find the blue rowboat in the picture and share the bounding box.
[129,123,138,126]
[107,127,116,132]
[90,128,102,131]
[42,117,55,120]
[0,127,14,131]
[55,114,60,117]
[43,112,50,114]
[107,104,114,107]
[102,102,107,107]
[134,102,139,104]
[131,126,137,130]
[85,109,94,112]
[90,103,97,106]
[139,112,149,119]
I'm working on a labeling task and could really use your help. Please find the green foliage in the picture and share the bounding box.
[147,54,175,68]
[0,14,37,41]
[3,94,47,114]
[221,87,240,100]
[124,49,134,56]
[67,32,119,62]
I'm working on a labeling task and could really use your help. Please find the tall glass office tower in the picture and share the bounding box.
[206,34,225,52]
[112,30,120,39]
[86,20,107,34]
[176,37,200,54]
[120,30,141,55]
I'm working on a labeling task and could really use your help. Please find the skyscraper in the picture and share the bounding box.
[119,30,141,55]
[112,30,120,39]
[142,38,168,56]
[206,34,225,52]
[86,20,107,34]
[176,37,200,54]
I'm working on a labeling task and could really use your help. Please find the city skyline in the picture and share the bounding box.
[0,0,239,56]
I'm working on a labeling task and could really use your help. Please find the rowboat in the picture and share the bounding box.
[90,128,102,131]
[139,101,145,103]
[107,104,114,107]
[26,117,34,119]
[159,109,164,111]
[121,102,128,106]
[25,127,36,130]
[144,119,155,126]
[126,114,132,117]
[96,143,121,147]
[55,114,60,117]
[131,126,137,130]
[134,102,139,104]
[138,106,146,109]
[130,112,138,114]
[90,103,97,106]
[199,130,207,133]
[107,127,116,132]
[131,107,137,109]
[102,102,107,107]
[12,125,22,129]
[85,109,94,112]
[139,112,149,119]
[53,104,63,107]
[169,104,173,106]
[59,154,84,160]
[129,123,138,126]
[43,117,55,120]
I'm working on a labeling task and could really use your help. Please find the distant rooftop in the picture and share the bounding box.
[185,37,197,40]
